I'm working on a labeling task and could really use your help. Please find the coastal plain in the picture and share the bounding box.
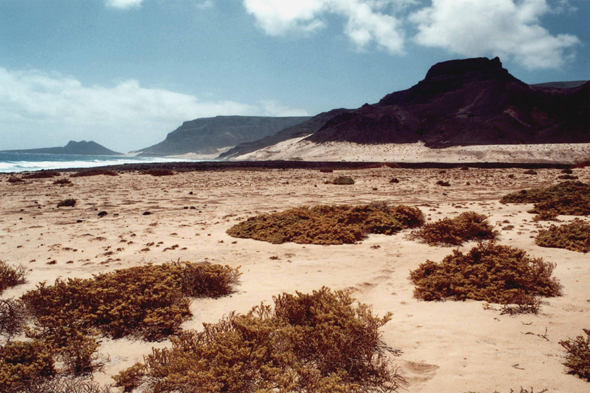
[1,165,590,393]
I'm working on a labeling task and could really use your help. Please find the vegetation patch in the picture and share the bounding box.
[114,287,405,393]
[500,181,590,216]
[0,340,56,393]
[22,171,60,179]
[0,298,28,339]
[332,176,355,185]
[227,204,424,245]
[7,176,23,183]
[560,329,590,381]
[53,178,72,186]
[410,242,561,303]
[143,169,175,177]
[409,212,498,246]
[71,169,119,177]
[22,262,240,342]
[0,260,28,295]
[535,219,590,253]
[57,198,77,208]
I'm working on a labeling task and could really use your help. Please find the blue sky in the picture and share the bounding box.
[1,0,588,152]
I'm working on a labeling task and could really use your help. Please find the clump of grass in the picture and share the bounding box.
[22,262,240,342]
[53,178,72,186]
[114,287,405,393]
[560,329,590,381]
[22,171,60,179]
[0,260,28,295]
[57,198,77,208]
[535,219,590,253]
[143,169,175,176]
[227,204,424,245]
[410,242,561,303]
[500,181,590,216]
[332,176,355,185]
[409,211,498,246]
[71,169,119,177]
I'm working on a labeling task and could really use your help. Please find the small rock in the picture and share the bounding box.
[98,211,108,218]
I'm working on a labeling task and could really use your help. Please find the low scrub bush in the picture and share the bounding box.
[227,204,424,245]
[410,242,561,303]
[0,260,28,294]
[22,171,60,179]
[18,377,114,393]
[71,169,118,177]
[114,287,405,393]
[436,180,450,187]
[52,178,72,185]
[0,340,56,393]
[500,181,590,216]
[7,176,23,183]
[410,212,498,246]
[332,176,355,185]
[57,198,76,208]
[22,262,240,342]
[499,291,542,315]
[560,329,590,381]
[535,219,590,253]
[0,298,29,338]
[143,169,175,176]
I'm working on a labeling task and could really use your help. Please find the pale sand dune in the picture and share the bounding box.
[1,166,590,392]
[235,137,590,164]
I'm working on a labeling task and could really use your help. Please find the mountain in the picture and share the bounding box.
[223,57,589,160]
[135,116,310,156]
[306,57,589,148]
[2,141,122,155]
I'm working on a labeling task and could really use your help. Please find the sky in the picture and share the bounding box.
[0,0,588,153]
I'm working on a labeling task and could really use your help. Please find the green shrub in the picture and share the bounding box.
[0,298,29,338]
[410,242,562,303]
[410,212,498,246]
[500,181,590,216]
[114,287,405,393]
[535,219,590,253]
[57,198,76,208]
[560,329,590,381]
[0,260,28,295]
[22,262,240,342]
[332,176,355,185]
[227,204,424,245]
[0,340,56,393]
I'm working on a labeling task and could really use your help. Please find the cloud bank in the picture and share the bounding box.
[243,0,580,69]
[105,0,144,10]
[0,68,308,152]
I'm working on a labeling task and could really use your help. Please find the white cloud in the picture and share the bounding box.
[0,68,308,152]
[242,0,406,54]
[105,0,144,10]
[410,0,580,69]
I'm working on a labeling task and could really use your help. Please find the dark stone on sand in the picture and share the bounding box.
[98,211,108,218]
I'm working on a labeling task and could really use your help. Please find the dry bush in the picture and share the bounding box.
[0,260,28,295]
[0,340,56,393]
[410,242,561,303]
[57,198,77,208]
[71,169,118,177]
[19,377,114,393]
[227,204,424,245]
[523,169,538,175]
[22,171,60,179]
[0,298,29,338]
[52,178,72,186]
[410,211,498,246]
[535,219,590,253]
[500,181,590,216]
[499,291,542,315]
[332,176,355,185]
[435,180,450,187]
[22,262,240,342]
[114,287,405,393]
[560,329,590,381]
[7,176,23,183]
[143,169,175,176]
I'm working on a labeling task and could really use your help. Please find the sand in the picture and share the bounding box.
[234,138,590,164]
[1,165,590,392]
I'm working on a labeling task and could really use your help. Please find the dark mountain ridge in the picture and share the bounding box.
[2,141,122,155]
[136,116,310,156]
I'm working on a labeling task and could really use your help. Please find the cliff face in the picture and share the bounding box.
[3,141,122,155]
[305,57,589,148]
[136,116,310,156]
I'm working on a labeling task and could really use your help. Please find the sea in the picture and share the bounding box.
[0,152,203,173]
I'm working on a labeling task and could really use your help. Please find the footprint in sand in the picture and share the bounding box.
[400,360,440,386]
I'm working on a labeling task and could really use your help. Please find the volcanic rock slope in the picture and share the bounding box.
[136,115,310,156]
[307,57,589,148]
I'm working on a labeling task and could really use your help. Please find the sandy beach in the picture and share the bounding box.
[1,165,590,392]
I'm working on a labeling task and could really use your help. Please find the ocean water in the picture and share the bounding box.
[0,152,202,173]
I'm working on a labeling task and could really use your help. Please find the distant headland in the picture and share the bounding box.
[1,141,123,156]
